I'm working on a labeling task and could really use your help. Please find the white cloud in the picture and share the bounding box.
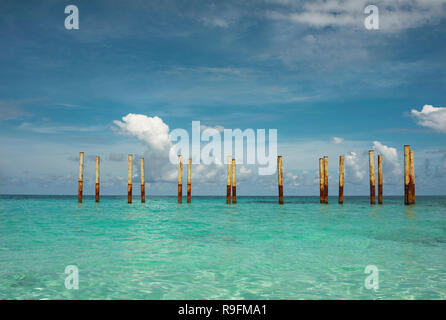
[373,141,402,182]
[267,0,446,32]
[344,151,366,184]
[112,114,244,185]
[113,114,179,183]
[113,114,171,151]
[330,136,344,144]
[411,105,446,133]
[338,141,401,186]
[285,171,306,187]
[268,9,357,28]
[239,166,252,175]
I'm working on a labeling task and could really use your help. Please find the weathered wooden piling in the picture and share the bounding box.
[319,158,324,203]
[404,145,410,205]
[232,159,236,204]
[95,156,100,202]
[140,158,145,203]
[339,156,344,204]
[178,155,183,204]
[187,158,191,203]
[378,154,383,204]
[278,156,284,204]
[323,156,328,203]
[78,152,84,203]
[128,154,133,203]
[409,150,415,204]
[369,150,376,204]
[226,156,232,204]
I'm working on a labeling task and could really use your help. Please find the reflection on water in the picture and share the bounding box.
[405,205,417,220]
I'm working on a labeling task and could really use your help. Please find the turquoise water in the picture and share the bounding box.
[0,195,445,300]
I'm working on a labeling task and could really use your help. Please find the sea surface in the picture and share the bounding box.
[0,195,445,300]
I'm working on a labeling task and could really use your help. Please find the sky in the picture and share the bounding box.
[0,0,445,196]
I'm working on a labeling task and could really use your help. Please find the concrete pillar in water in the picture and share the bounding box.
[339,156,344,204]
[404,145,410,205]
[369,150,376,204]
[319,158,324,203]
[378,154,383,204]
[226,156,232,204]
[278,156,284,204]
[232,159,236,204]
[409,150,415,204]
[187,158,191,203]
[78,152,84,203]
[323,156,328,203]
[95,156,100,202]
[128,154,133,204]
[140,158,145,203]
[178,155,182,204]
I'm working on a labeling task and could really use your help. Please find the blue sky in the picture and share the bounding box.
[0,0,445,195]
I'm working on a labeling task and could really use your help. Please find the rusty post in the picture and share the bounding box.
[369,150,376,204]
[78,152,84,203]
[319,158,324,203]
[232,159,236,204]
[323,156,328,203]
[140,158,145,203]
[226,156,232,204]
[339,156,344,204]
[187,158,191,203]
[95,156,100,202]
[378,154,383,204]
[178,155,182,204]
[128,154,133,203]
[278,156,284,204]
[404,145,410,205]
[409,150,415,204]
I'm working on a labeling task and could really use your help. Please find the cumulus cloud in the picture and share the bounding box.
[411,105,446,133]
[373,141,402,182]
[113,114,171,151]
[344,151,366,184]
[113,114,183,183]
[343,141,402,185]
[112,114,250,185]
[330,136,344,144]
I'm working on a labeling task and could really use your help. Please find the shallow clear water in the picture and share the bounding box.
[0,195,445,299]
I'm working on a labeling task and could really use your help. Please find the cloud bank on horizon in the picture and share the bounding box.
[108,111,440,195]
